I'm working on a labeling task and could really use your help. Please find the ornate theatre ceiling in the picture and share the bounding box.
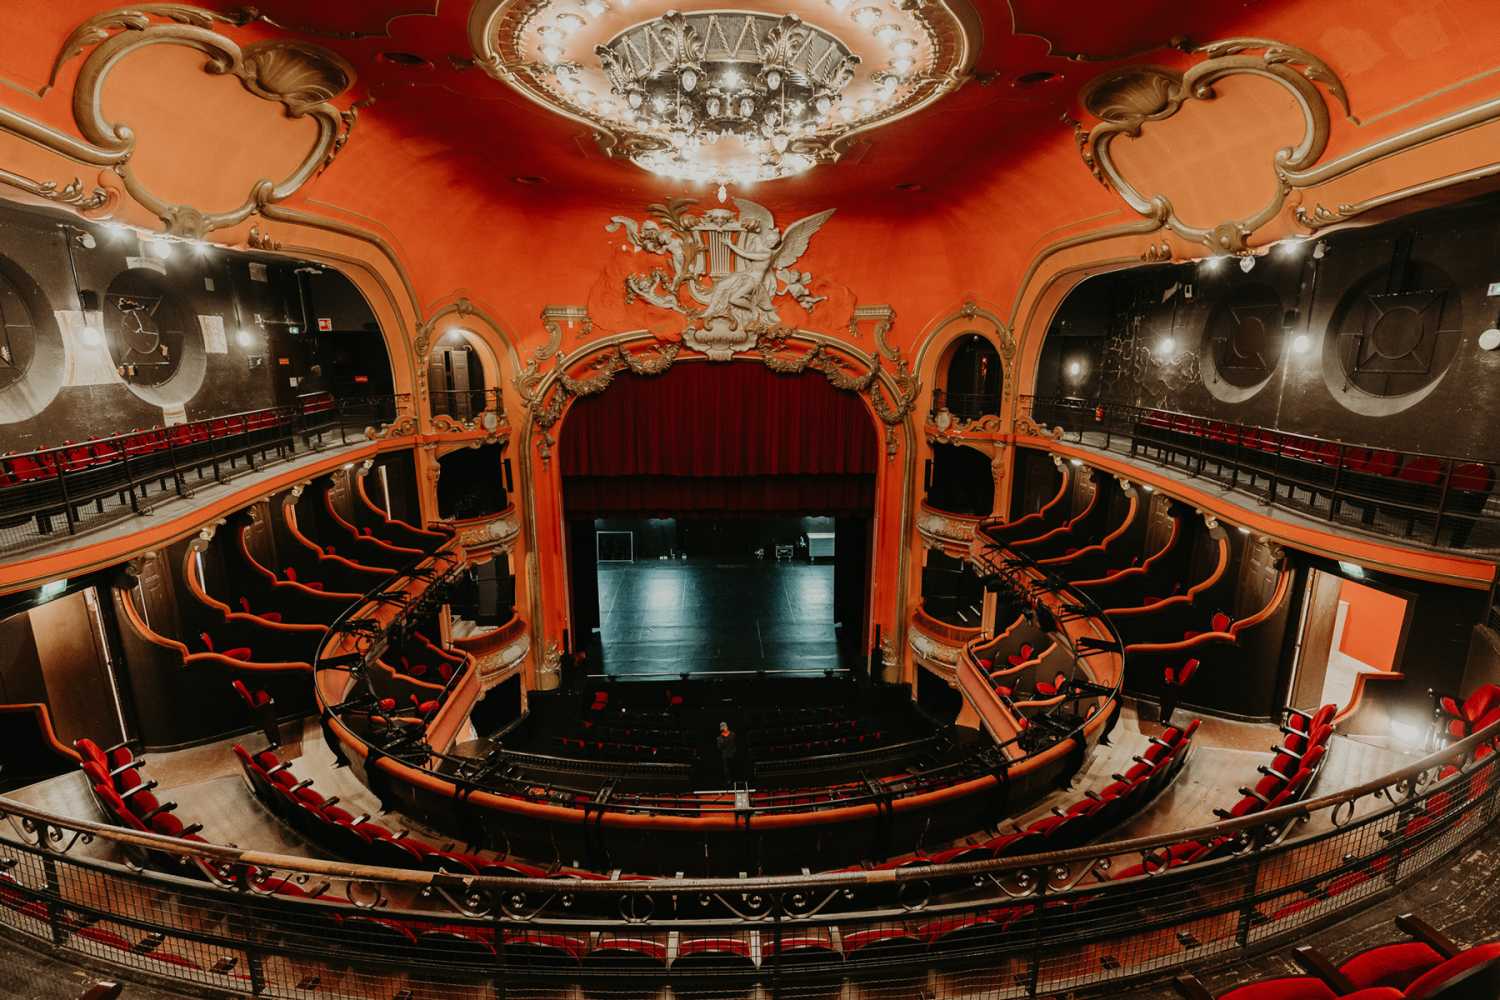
[69,0,1281,207]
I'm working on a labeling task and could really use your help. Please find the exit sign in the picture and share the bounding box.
[1488,282,1500,297]
[317,317,333,331]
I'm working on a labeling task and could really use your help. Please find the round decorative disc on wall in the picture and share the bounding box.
[1199,282,1284,403]
[1322,260,1461,415]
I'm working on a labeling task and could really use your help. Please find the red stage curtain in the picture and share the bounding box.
[560,362,877,515]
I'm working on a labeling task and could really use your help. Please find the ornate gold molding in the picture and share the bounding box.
[56,6,356,236]
[849,304,899,360]
[0,168,114,212]
[523,329,919,462]
[1076,38,1350,253]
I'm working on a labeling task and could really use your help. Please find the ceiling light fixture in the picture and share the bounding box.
[594,11,862,187]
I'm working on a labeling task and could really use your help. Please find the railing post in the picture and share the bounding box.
[120,446,140,513]
[1268,434,1282,504]
[246,947,266,995]
[209,425,225,483]
[1235,828,1265,950]
[1432,459,1454,546]
[164,433,186,498]
[1026,871,1047,998]
[57,464,77,535]
[769,892,783,999]
[1329,444,1345,521]
[338,402,348,446]
[41,851,66,945]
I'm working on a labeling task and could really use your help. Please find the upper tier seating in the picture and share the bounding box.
[1430,682,1500,742]
[1131,410,1495,546]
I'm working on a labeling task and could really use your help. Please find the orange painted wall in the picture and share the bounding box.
[1337,578,1407,672]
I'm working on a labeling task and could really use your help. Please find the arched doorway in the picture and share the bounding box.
[938,333,1003,420]
[558,361,880,678]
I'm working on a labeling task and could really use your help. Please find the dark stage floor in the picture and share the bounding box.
[588,558,849,678]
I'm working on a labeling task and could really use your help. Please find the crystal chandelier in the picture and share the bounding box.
[590,12,859,190]
[475,1,976,192]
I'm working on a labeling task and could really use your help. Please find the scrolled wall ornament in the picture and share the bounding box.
[0,168,114,212]
[58,7,357,237]
[1076,39,1351,253]
[609,197,836,360]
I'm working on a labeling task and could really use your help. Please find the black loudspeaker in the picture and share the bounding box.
[78,289,100,311]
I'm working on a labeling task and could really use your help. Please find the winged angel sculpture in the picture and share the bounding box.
[608,198,834,360]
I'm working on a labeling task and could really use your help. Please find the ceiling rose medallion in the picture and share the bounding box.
[469,0,979,192]
[608,197,834,360]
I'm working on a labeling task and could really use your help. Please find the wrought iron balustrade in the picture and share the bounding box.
[1024,395,1499,550]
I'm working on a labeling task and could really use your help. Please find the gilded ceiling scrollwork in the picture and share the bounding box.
[1075,38,1351,254]
[49,5,357,237]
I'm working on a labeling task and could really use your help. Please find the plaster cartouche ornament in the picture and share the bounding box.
[608,197,835,360]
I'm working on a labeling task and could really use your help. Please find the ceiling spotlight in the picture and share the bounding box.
[1066,359,1083,378]
[582,0,608,15]
[146,239,173,260]
[892,56,914,76]
[1200,256,1224,272]
[540,43,564,63]
[103,222,128,240]
[874,23,900,41]
[857,97,877,115]
[1291,334,1312,354]
[852,6,882,28]
[1276,238,1307,257]
[191,240,210,255]
[236,328,256,349]
[555,12,585,35]
[1157,336,1176,356]
[893,38,918,56]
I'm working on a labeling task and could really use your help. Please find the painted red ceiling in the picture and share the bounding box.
[194,0,1280,209]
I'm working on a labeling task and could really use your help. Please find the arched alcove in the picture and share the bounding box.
[936,333,1003,420]
[436,443,509,519]
[926,442,995,516]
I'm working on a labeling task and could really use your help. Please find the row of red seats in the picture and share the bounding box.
[74,738,213,875]
[1138,411,1494,494]
[1173,913,1500,999]
[232,743,552,877]
[0,410,297,485]
[1106,706,1333,884]
[1431,682,1500,742]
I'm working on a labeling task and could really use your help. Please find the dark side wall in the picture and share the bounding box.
[1036,189,1500,462]
[0,197,390,454]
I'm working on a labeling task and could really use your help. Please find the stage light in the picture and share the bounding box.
[1066,359,1084,379]
[1291,334,1311,354]
[235,328,256,349]
[146,238,174,260]
[1156,336,1176,357]
[1200,256,1225,272]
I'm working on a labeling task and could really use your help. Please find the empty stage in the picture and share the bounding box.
[592,559,847,678]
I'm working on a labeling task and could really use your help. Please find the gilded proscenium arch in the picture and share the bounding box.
[465,0,983,168]
[61,7,358,237]
[1076,38,1351,254]
[518,329,920,686]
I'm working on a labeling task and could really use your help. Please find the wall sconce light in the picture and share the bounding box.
[1066,359,1084,379]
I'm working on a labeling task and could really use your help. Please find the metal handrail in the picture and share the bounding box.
[3,714,1495,895]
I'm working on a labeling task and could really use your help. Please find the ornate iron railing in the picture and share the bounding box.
[0,393,405,556]
[2,716,1496,998]
[1023,394,1498,550]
